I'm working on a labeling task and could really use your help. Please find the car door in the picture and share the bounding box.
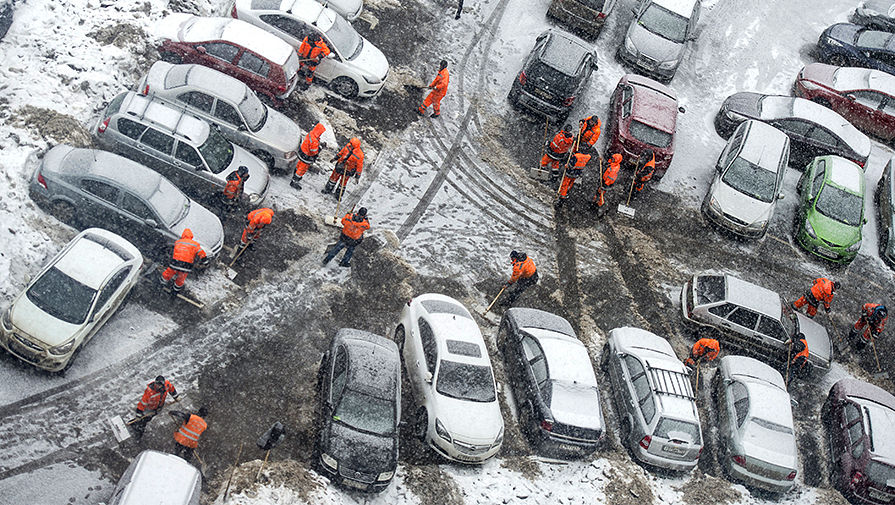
[77,178,121,229]
[756,314,789,349]
[210,96,249,146]
[258,13,308,47]
[846,90,885,133]
[412,318,438,400]
[114,117,149,160]
[725,381,749,453]
[328,346,349,423]
[86,267,132,341]
[195,41,241,75]
[772,118,814,162]
[618,84,634,139]
[804,161,827,218]
[136,126,178,178]
[704,302,736,332]
[878,95,895,140]
[120,191,165,252]
[235,50,275,95]
[838,401,865,475]
[175,90,216,125]
[173,140,220,200]
[522,335,548,420]
[724,306,761,340]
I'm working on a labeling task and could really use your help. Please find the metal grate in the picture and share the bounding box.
[647,363,695,400]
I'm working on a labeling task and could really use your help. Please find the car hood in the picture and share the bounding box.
[795,313,833,365]
[824,23,861,45]
[710,177,776,226]
[325,422,395,474]
[154,13,194,42]
[549,382,604,432]
[723,92,763,118]
[807,206,863,248]
[627,23,685,63]
[348,38,389,81]
[11,295,82,347]
[435,395,503,443]
[229,145,270,199]
[257,108,301,153]
[173,203,224,258]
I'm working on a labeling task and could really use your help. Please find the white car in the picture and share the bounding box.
[231,0,389,98]
[0,229,143,373]
[396,293,504,463]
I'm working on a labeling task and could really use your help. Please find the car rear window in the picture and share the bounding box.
[655,417,701,444]
[695,276,724,305]
[528,60,578,94]
[421,300,471,319]
[629,121,672,148]
[867,461,895,485]
[445,339,482,358]
[105,93,127,115]
[25,267,97,325]
[577,0,606,10]
[164,65,190,89]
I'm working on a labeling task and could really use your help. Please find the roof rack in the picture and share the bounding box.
[647,363,695,401]
[125,93,198,142]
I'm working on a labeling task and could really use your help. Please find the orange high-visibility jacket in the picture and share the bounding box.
[810,278,836,308]
[509,256,537,284]
[222,171,243,200]
[246,208,274,231]
[341,213,371,241]
[691,338,720,361]
[579,116,601,147]
[301,123,326,158]
[565,152,590,178]
[547,131,575,159]
[429,68,449,98]
[792,338,810,368]
[861,303,888,334]
[299,37,330,62]
[173,414,207,449]
[136,380,176,412]
[636,153,656,182]
[170,230,206,271]
[603,154,622,186]
[335,138,364,175]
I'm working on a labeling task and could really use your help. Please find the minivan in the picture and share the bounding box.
[107,450,201,505]
[618,0,701,82]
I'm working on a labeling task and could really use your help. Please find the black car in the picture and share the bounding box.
[508,29,598,122]
[715,92,871,168]
[0,0,11,41]
[315,329,400,492]
[817,23,895,76]
[498,308,605,457]
[854,2,895,33]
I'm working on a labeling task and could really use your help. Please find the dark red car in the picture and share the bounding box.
[795,63,895,142]
[606,74,680,179]
[824,378,895,504]
[155,14,300,102]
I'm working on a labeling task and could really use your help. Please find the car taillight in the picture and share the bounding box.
[731,455,747,467]
[851,471,865,487]
[563,96,576,107]
[858,159,866,168]
[518,71,526,86]
[141,84,149,95]
[540,420,553,432]
[278,84,287,92]
[231,4,238,18]
[98,117,110,133]
[37,172,47,190]
[597,12,606,19]
[786,470,797,481]
[406,300,412,306]
[639,435,651,449]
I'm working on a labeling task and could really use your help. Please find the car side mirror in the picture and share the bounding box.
[424,371,433,384]
[144,219,158,228]
[678,106,686,113]
[864,217,868,224]
[196,46,207,54]
[846,94,856,101]
[778,193,785,200]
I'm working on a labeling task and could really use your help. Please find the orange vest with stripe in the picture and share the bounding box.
[173,414,207,449]
[340,213,371,241]
[510,257,537,283]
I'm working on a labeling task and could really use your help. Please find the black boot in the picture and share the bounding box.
[322,180,335,193]
[290,175,302,190]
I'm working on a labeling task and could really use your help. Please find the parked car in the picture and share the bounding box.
[546,0,619,38]
[94,91,270,206]
[230,0,390,99]
[824,378,895,504]
[617,0,702,82]
[715,93,872,168]
[0,228,142,373]
[108,450,201,505]
[137,62,302,171]
[508,29,598,122]
[854,1,895,32]
[796,155,866,264]
[601,327,702,471]
[396,294,503,464]
[794,63,895,142]
[715,356,798,493]
[0,0,13,40]
[817,23,895,76]
[155,14,301,102]
[498,308,605,457]
[876,157,895,265]
[29,145,224,261]
[315,329,400,492]
[701,120,790,239]
[680,273,833,370]
[606,73,680,178]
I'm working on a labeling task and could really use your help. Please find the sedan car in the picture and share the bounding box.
[29,145,224,261]
[854,1,895,32]
[817,23,895,76]
[155,14,301,102]
[606,73,679,178]
[546,0,619,39]
[795,63,895,142]
[137,61,302,171]
[715,92,872,168]
[0,228,142,372]
[824,378,895,505]
[231,0,390,99]
[876,157,895,266]
[796,155,866,264]
[396,294,503,464]
[617,0,701,82]
[315,329,400,492]
[715,356,798,493]
[499,308,605,457]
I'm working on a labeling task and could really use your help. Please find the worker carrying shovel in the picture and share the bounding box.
[131,375,179,440]
[322,138,364,196]
[849,303,888,350]
[502,251,538,306]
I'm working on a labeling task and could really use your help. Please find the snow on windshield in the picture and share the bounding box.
[639,4,688,44]
[722,157,776,203]
[436,360,496,402]
[326,15,362,60]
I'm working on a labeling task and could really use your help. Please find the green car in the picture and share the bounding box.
[796,155,866,264]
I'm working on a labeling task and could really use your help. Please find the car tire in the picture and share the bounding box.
[394,324,405,351]
[330,77,359,99]
[50,200,77,225]
[252,151,275,171]
[159,52,182,64]
[828,54,848,67]
[599,343,610,372]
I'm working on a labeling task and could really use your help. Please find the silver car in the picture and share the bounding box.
[94,91,270,206]
[601,327,703,471]
[618,0,701,82]
[137,62,301,171]
[702,120,790,239]
[715,355,798,493]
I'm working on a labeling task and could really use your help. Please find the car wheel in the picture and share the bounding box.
[828,54,848,67]
[599,343,610,372]
[159,52,182,64]
[252,151,275,171]
[394,324,405,351]
[50,201,77,225]
[811,97,832,109]
[330,77,359,99]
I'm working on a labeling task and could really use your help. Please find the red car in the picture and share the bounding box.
[795,63,895,142]
[605,74,680,179]
[155,14,300,102]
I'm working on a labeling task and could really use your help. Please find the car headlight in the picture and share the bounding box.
[624,37,638,56]
[659,58,680,70]
[248,193,262,204]
[284,150,297,160]
[377,470,394,481]
[320,452,338,470]
[435,418,452,443]
[1,307,12,330]
[747,219,768,231]
[847,240,862,252]
[362,74,381,85]
[707,196,722,214]
[49,339,75,356]
[491,426,504,449]
[825,37,844,47]
[804,219,818,239]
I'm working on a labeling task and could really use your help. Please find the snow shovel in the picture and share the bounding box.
[108,415,132,443]
[324,173,350,227]
[223,442,244,502]
[870,335,889,379]
[255,421,286,482]
[618,170,638,218]
[482,285,507,317]
[826,312,849,353]
[225,242,249,279]
[693,358,702,391]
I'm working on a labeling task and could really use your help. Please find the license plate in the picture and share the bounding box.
[868,487,894,502]
[555,443,581,452]
[661,445,687,455]
[814,246,838,259]
[341,479,367,490]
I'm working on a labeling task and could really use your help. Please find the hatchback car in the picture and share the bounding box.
[715,93,872,168]
[876,157,895,266]
[94,91,270,207]
[818,23,895,76]
[618,0,701,82]
[29,145,224,261]
[546,0,618,38]
[137,62,301,171]
[824,378,895,505]
[155,14,300,102]
[109,450,201,505]
[0,228,142,373]
[715,356,798,493]
[231,0,390,99]
[499,308,605,457]
[606,73,679,178]
[796,155,866,264]
[601,327,702,471]
[315,329,400,492]
[702,120,790,239]
[795,63,895,142]
[396,294,503,464]
[680,273,833,370]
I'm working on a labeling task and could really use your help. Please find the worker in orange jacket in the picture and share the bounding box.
[323,207,371,267]
[221,166,249,210]
[418,60,449,118]
[785,334,810,384]
[850,303,888,350]
[241,207,274,246]
[556,151,590,205]
[171,406,208,463]
[298,33,330,87]
[160,229,207,294]
[504,250,538,305]
[131,375,178,440]
[578,116,601,151]
[792,278,839,318]
[683,338,720,368]
[634,149,656,192]
[541,125,576,178]
[291,123,327,190]
[592,153,623,207]
[323,138,364,195]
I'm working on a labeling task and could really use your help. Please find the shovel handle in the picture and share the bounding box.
[483,286,507,315]
[871,335,884,372]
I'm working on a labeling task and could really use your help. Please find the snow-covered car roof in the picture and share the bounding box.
[852,396,895,462]
[541,29,593,76]
[611,326,677,360]
[833,66,895,97]
[504,307,575,336]
[54,229,139,291]
[721,355,786,391]
[653,0,699,18]
[335,329,399,397]
[159,14,295,66]
[524,328,597,387]
[824,155,865,194]
[413,294,490,366]
[59,149,172,200]
[723,275,782,320]
[787,97,872,157]
[737,120,789,171]
[722,355,794,430]
[117,450,201,505]
[121,92,209,145]
[241,0,336,32]
[626,74,678,133]
[148,62,252,107]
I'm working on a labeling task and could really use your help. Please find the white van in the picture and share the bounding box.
[106,450,201,505]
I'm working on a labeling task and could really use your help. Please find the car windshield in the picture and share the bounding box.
[25,267,97,325]
[815,184,864,226]
[325,16,363,60]
[149,178,190,227]
[239,92,267,133]
[639,4,689,44]
[857,30,892,50]
[334,388,395,436]
[867,460,895,485]
[655,417,701,444]
[436,360,496,403]
[197,129,235,174]
[629,120,673,148]
[721,157,777,202]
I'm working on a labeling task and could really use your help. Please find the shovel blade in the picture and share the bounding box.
[226,267,238,280]
[108,415,131,443]
[324,215,340,227]
[529,167,551,181]
[617,204,636,218]
[873,371,890,379]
